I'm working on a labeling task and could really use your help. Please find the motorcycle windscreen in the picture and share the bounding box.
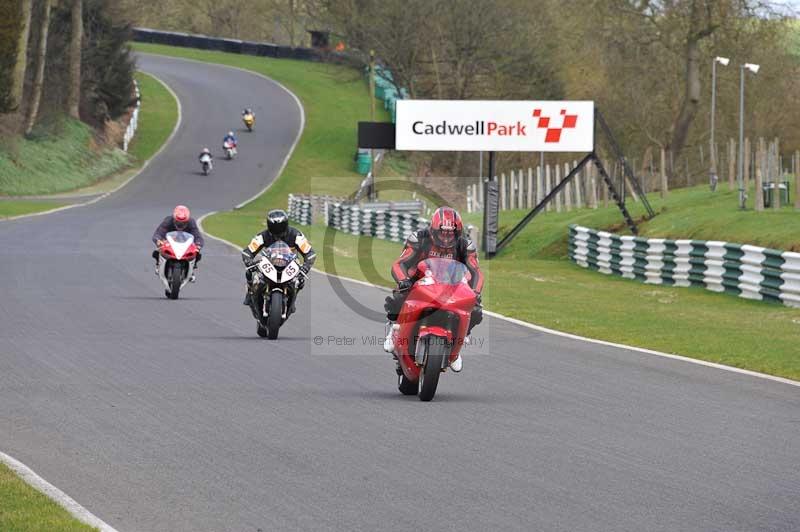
[166,231,194,260]
[265,241,295,268]
[420,258,468,285]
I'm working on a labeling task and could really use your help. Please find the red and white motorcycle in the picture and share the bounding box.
[156,231,199,299]
[223,139,237,160]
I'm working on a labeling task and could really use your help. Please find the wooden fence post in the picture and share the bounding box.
[525,167,532,209]
[773,140,781,210]
[563,163,572,211]
[660,148,669,198]
[574,161,583,208]
[755,138,764,212]
[509,170,516,210]
[500,173,507,210]
[795,150,800,209]
[536,166,543,207]
[545,164,552,212]
[744,138,751,207]
[554,164,562,212]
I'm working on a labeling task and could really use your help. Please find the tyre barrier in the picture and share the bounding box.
[568,224,800,308]
[287,194,346,226]
[323,201,428,243]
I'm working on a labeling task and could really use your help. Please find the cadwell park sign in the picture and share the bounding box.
[395,100,595,152]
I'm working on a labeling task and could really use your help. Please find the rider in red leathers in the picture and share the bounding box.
[383,206,484,372]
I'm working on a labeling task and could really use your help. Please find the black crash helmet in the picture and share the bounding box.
[266,209,289,239]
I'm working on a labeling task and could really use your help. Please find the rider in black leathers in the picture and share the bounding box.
[241,209,316,312]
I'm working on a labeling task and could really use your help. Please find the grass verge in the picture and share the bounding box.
[0,200,67,220]
[143,44,800,381]
[0,71,178,218]
[0,462,97,531]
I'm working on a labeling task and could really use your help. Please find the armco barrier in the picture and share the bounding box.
[568,224,800,308]
[133,28,358,64]
[122,80,141,152]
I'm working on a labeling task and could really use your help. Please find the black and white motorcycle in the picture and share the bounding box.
[200,152,213,175]
[156,231,199,300]
[245,241,305,339]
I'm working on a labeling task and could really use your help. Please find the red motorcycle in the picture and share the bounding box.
[156,231,200,300]
[389,257,477,401]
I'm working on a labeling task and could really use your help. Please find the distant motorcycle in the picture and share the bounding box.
[200,153,213,175]
[245,240,305,339]
[388,258,477,401]
[242,113,255,132]
[156,231,199,299]
[223,139,237,160]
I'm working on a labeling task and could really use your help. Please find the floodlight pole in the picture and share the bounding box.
[737,62,758,209]
[369,50,377,201]
[710,57,728,187]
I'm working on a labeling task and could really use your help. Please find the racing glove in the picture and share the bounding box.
[397,278,413,291]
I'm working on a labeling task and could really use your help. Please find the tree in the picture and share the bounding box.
[24,0,53,136]
[67,0,82,119]
[11,0,32,113]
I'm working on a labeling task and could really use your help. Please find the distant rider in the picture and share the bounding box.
[152,205,205,282]
[199,147,213,167]
[383,206,484,372]
[241,209,316,312]
[242,108,255,118]
[223,131,238,154]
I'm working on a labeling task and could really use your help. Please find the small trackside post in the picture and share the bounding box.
[482,151,498,258]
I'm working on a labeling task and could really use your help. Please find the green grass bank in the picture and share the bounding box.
[0,71,178,218]
[0,462,97,531]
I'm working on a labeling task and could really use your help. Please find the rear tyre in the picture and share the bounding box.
[418,337,447,402]
[398,373,417,395]
[168,262,182,300]
[267,292,283,340]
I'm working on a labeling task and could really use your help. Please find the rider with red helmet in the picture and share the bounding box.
[152,205,205,281]
[384,206,484,371]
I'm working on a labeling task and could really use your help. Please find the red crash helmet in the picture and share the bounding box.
[430,206,462,248]
[173,205,190,229]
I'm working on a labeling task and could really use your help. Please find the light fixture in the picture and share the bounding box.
[715,56,730,66]
[744,63,760,74]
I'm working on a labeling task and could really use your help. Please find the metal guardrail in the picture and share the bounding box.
[122,81,141,152]
[568,224,800,308]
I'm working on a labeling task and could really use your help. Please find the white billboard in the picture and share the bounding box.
[395,100,594,152]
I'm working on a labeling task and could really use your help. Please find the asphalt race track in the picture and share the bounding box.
[1,54,799,532]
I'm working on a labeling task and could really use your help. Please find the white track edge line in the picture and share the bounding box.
[136,51,306,211]
[0,71,182,223]
[197,225,800,389]
[0,451,119,532]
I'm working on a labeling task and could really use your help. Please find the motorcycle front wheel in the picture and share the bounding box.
[267,292,283,339]
[167,262,182,300]
[418,336,447,401]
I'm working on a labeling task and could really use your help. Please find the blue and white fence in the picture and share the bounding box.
[568,225,800,308]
